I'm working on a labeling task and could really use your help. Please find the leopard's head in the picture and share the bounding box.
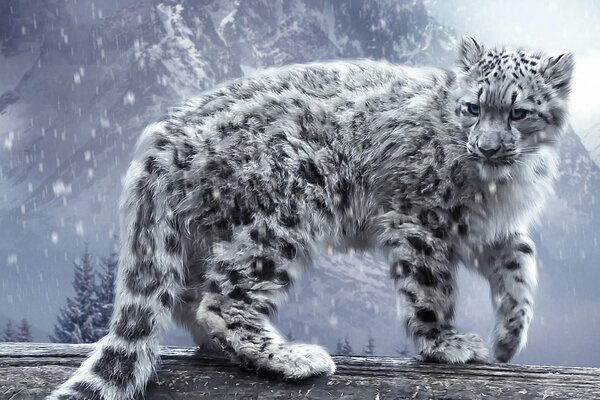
[451,37,574,181]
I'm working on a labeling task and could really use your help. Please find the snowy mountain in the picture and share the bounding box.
[579,121,600,166]
[1,0,599,365]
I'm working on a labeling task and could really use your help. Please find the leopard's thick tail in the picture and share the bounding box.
[48,147,185,399]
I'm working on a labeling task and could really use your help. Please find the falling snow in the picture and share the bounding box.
[0,0,599,367]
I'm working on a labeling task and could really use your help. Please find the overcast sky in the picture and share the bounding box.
[426,0,600,141]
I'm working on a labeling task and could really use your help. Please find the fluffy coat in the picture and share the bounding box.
[49,37,574,399]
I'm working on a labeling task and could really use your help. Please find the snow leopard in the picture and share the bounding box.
[49,37,574,399]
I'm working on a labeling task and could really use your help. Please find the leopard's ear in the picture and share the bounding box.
[541,53,575,98]
[457,36,483,73]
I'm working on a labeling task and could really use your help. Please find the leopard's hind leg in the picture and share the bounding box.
[192,217,335,380]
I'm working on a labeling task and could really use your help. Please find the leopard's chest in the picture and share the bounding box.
[464,178,552,244]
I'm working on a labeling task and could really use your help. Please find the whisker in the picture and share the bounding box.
[434,132,468,146]
[447,152,472,165]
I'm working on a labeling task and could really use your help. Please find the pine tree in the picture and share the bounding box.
[93,251,118,341]
[51,246,98,343]
[363,333,376,356]
[16,318,33,342]
[335,338,344,355]
[338,335,353,355]
[2,319,16,342]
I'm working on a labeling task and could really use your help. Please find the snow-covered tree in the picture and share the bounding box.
[342,336,354,355]
[51,246,98,343]
[335,338,344,354]
[363,333,376,356]
[16,318,33,342]
[336,336,354,355]
[93,251,118,340]
[2,319,17,342]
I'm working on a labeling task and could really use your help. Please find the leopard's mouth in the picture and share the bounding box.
[481,158,515,167]
[476,158,515,181]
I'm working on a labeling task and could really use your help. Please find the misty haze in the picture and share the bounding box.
[1,0,599,370]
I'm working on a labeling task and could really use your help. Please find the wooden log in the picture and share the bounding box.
[1,343,599,399]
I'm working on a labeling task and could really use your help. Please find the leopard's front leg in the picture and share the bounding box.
[380,217,489,363]
[478,234,537,362]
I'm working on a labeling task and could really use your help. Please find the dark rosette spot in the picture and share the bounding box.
[418,209,440,227]
[280,240,297,260]
[419,166,441,195]
[425,328,441,340]
[442,187,452,203]
[208,280,221,293]
[400,289,418,303]
[505,260,520,270]
[159,292,174,309]
[125,260,160,296]
[92,347,137,387]
[228,269,241,284]
[251,257,276,280]
[276,270,291,286]
[416,308,437,323]
[414,267,437,287]
[164,234,181,254]
[155,137,171,150]
[70,382,103,400]
[391,260,412,279]
[114,304,155,341]
[145,156,165,175]
[407,235,434,256]
[250,226,274,246]
[450,161,466,188]
[229,287,252,304]
[299,160,325,186]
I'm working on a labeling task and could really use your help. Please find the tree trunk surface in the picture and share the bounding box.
[1,343,599,399]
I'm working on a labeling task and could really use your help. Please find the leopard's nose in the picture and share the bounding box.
[478,145,501,159]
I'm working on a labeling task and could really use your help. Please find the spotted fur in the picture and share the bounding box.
[48,37,573,399]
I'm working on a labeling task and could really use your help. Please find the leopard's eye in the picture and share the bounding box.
[467,103,480,116]
[510,108,528,121]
